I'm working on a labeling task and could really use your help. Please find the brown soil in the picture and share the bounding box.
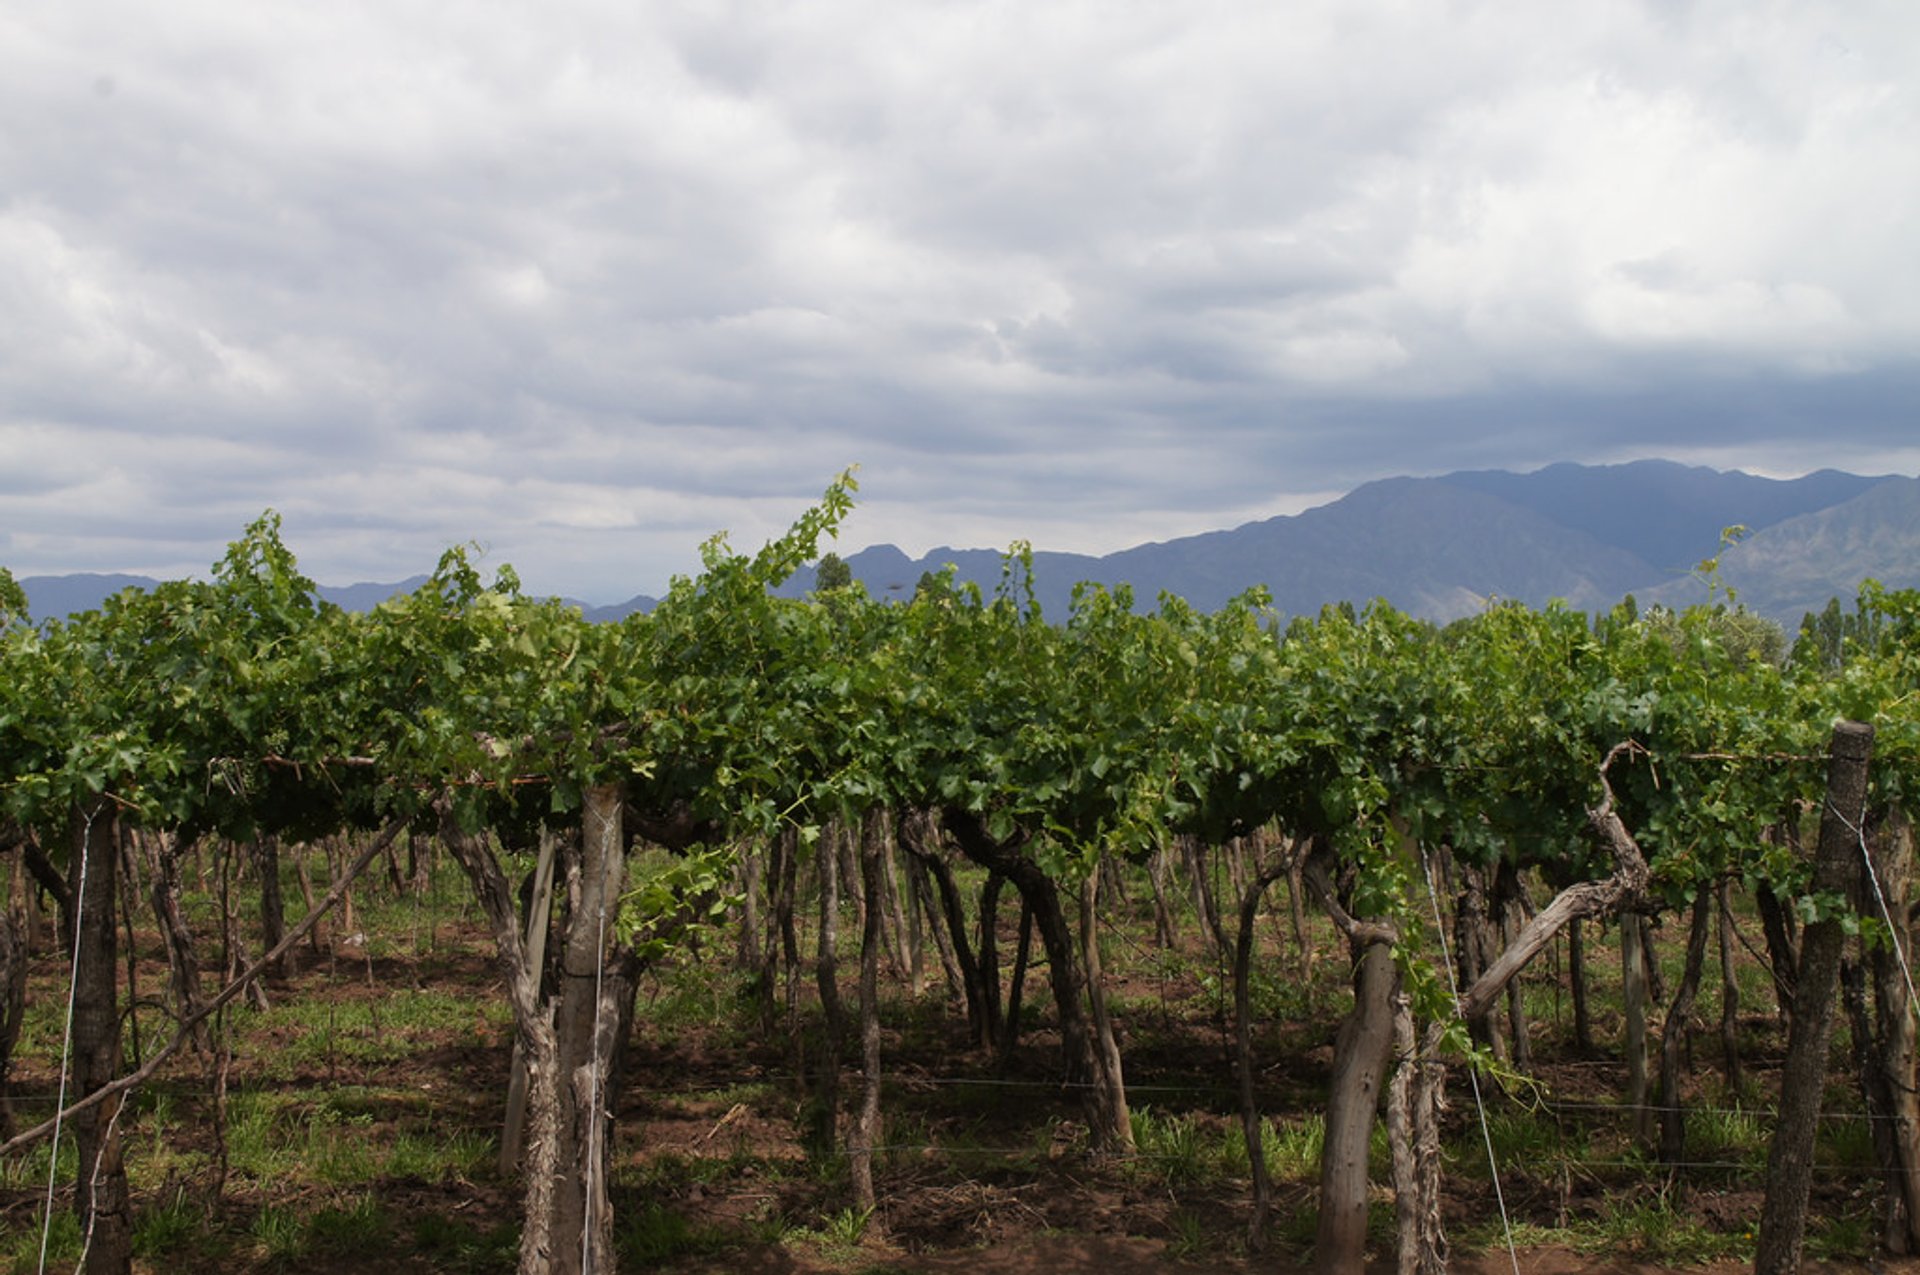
[0,892,1903,1275]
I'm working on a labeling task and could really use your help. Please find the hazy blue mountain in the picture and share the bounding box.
[17,572,435,620]
[1104,477,1660,620]
[18,573,164,620]
[801,462,1914,627]
[1440,460,1891,576]
[15,462,1915,628]
[807,479,1655,622]
[1644,476,1920,619]
[580,595,658,622]
[315,576,432,610]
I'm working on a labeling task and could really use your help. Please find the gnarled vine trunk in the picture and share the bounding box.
[1317,937,1397,1275]
[148,832,210,1054]
[849,809,886,1212]
[944,812,1130,1152]
[443,783,631,1275]
[1757,721,1872,1275]
[1079,864,1134,1157]
[71,800,132,1275]
[1658,887,1713,1163]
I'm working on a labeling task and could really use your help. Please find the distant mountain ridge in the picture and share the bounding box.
[15,461,1917,628]
[794,460,1915,626]
[13,567,655,625]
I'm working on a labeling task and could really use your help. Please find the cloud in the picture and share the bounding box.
[0,0,1915,598]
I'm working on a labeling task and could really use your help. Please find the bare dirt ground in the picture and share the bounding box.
[686,1238,1915,1275]
[0,887,1898,1274]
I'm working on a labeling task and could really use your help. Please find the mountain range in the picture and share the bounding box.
[778,460,1916,628]
[15,460,1919,630]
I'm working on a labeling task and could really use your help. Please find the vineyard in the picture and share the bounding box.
[1,472,1917,1275]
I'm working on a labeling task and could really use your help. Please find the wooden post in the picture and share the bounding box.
[1621,914,1652,1145]
[1756,720,1873,1275]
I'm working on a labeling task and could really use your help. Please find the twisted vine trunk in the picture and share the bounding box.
[1232,859,1286,1249]
[1657,887,1713,1163]
[1844,807,1920,1252]
[443,783,630,1275]
[1387,1008,1447,1275]
[943,812,1127,1150]
[1716,881,1741,1093]
[1757,721,1873,1275]
[148,833,210,1055]
[1453,865,1505,1062]
[898,811,993,1048]
[999,897,1033,1067]
[903,849,956,1002]
[1567,916,1593,1053]
[814,821,846,1152]
[849,809,886,1212]
[1079,865,1134,1157]
[1317,938,1397,1275]
[251,835,288,981]
[1495,866,1533,1071]
[71,800,132,1275]
[0,831,30,1135]
[1869,810,1920,1253]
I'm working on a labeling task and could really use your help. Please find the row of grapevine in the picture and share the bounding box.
[1,476,1916,1274]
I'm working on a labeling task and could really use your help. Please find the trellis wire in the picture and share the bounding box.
[39,806,92,1275]
[1420,845,1521,1275]
[1838,800,1920,1027]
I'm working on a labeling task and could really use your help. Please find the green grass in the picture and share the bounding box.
[218,1084,495,1189]
[1267,1114,1325,1183]
[6,1212,81,1275]
[1452,1106,1575,1179]
[1166,1208,1208,1257]
[250,990,506,1079]
[1807,1206,1876,1261]
[1128,1107,1211,1187]
[225,1089,301,1180]
[1582,1197,1750,1265]
[411,1213,519,1272]
[1684,1103,1767,1171]
[250,1203,308,1267]
[131,1190,212,1259]
[1454,1217,1577,1252]
[307,1194,389,1255]
[1816,1114,1878,1170]
[386,1127,495,1181]
[0,1135,77,1192]
[799,1204,875,1250]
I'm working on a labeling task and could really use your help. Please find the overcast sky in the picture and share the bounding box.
[3,0,1916,602]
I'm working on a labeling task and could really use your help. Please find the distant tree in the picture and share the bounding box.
[1641,603,1787,667]
[0,568,24,629]
[1795,597,1849,673]
[815,553,853,592]
[1791,587,1903,674]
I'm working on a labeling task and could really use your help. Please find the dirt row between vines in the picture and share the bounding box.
[0,889,1902,1273]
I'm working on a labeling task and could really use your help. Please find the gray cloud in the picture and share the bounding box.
[2,0,1916,599]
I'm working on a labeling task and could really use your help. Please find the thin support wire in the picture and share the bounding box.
[40,808,93,1275]
[1838,801,1920,1026]
[1419,849,1521,1275]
